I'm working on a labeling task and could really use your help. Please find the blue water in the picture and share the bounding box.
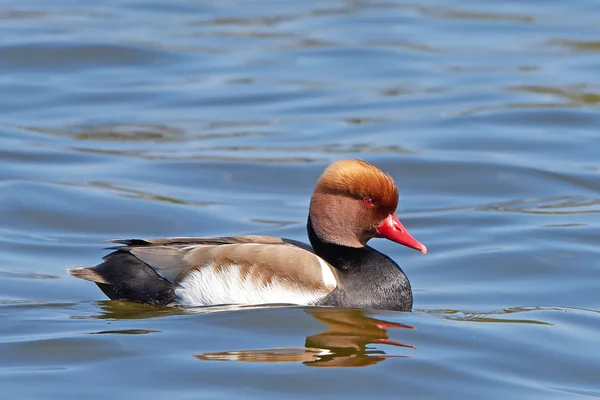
[1,0,599,398]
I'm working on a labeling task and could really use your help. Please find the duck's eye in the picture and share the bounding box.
[363,197,374,206]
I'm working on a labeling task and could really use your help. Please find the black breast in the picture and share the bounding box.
[307,218,413,312]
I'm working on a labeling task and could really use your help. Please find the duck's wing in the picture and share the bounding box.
[103,235,339,306]
[105,235,312,249]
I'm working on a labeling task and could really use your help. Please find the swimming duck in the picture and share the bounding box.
[69,159,427,311]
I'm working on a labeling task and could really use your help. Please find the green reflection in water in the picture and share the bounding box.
[476,196,600,215]
[57,181,213,206]
[421,306,555,326]
[417,6,534,23]
[509,85,600,105]
[551,39,600,54]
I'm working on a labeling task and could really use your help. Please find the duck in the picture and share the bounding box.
[68,159,427,312]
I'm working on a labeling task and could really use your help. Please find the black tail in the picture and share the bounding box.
[68,251,175,306]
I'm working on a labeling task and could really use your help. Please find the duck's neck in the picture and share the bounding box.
[307,216,370,272]
[306,216,413,311]
[306,216,402,275]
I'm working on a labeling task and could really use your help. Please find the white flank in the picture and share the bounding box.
[318,257,337,288]
[175,263,331,307]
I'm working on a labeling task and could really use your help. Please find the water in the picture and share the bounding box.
[1,0,599,398]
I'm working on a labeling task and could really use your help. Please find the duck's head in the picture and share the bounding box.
[309,159,427,254]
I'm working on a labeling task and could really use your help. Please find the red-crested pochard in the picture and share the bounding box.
[68,159,427,311]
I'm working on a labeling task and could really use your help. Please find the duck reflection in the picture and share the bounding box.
[195,308,415,368]
[88,300,186,320]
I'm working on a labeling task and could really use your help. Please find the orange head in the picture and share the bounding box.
[309,159,426,253]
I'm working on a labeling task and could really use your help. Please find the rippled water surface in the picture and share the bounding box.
[1,0,600,398]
